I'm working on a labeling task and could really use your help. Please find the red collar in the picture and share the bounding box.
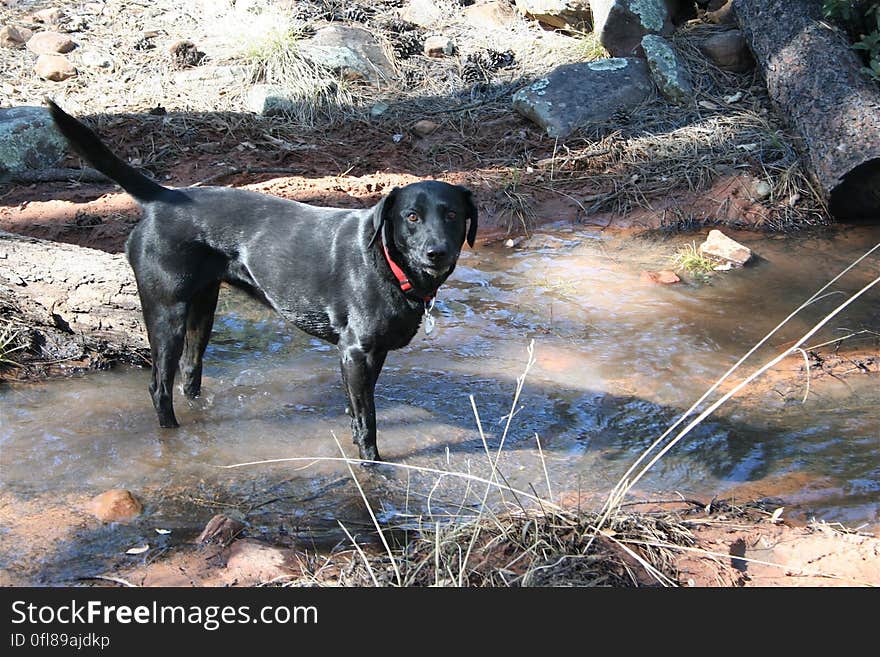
[382,242,434,302]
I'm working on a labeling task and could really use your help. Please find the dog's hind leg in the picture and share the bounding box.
[143,301,189,428]
[179,283,220,400]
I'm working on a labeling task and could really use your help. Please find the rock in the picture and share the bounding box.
[699,29,753,72]
[513,0,592,31]
[223,539,298,584]
[641,34,693,104]
[246,85,293,116]
[400,0,444,28]
[640,269,681,284]
[32,7,66,26]
[464,1,519,30]
[86,489,143,523]
[423,34,454,58]
[79,49,113,69]
[591,0,674,57]
[512,58,654,138]
[0,25,33,48]
[196,514,245,545]
[706,0,736,24]
[412,119,439,136]
[0,106,67,178]
[173,64,248,90]
[26,31,76,55]
[300,25,395,82]
[698,229,752,267]
[33,53,77,81]
[752,179,771,200]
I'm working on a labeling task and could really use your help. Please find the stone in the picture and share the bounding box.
[223,539,298,584]
[512,58,654,138]
[86,489,143,523]
[591,0,674,57]
[196,514,245,545]
[412,119,439,136]
[400,0,444,28]
[173,64,248,89]
[32,7,66,26]
[641,34,693,104]
[246,84,297,116]
[464,1,519,30]
[0,25,33,48]
[168,39,205,69]
[513,0,592,31]
[26,31,76,55]
[79,49,113,69]
[0,106,67,178]
[300,25,395,82]
[699,29,753,72]
[752,179,771,199]
[640,269,681,284]
[699,229,752,267]
[33,53,77,81]
[423,34,454,58]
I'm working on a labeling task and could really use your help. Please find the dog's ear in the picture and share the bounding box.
[368,187,399,247]
[458,186,478,248]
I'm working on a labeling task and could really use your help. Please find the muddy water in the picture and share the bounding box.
[2,225,880,583]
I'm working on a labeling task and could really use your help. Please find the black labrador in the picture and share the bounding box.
[47,101,477,462]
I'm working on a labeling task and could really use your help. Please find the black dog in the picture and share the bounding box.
[47,101,477,462]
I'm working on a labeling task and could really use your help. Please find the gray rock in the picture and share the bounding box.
[173,64,248,89]
[699,229,752,267]
[513,0,592,31]
[699,29,753,72]
[247,84,304,116]
[300,26,395,83]
[591,0,674,57]
[512,58,655,138]
[641,34,693,104]
[0,25,33,49]
[0,107,67,179]
[79,49,113,69]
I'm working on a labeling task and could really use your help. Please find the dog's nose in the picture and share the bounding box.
[426,246,448,261]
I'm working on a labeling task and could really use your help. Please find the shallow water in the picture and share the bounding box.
[2,224,880,582]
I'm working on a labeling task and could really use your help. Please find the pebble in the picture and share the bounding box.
[33,54,77,81]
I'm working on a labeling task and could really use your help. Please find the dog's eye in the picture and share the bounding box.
[446,211,457,221]
[406,212,419,223]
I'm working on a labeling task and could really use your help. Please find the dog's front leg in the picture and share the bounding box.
[339,341,387,462]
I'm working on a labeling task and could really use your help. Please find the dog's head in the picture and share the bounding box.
[369,181,477,291]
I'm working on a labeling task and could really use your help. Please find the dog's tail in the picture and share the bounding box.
[47,99,169,203]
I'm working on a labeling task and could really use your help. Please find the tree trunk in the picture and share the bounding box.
[733,0,880,220]
[0,230,147,375]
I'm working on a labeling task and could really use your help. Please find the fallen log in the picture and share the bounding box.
[733,0,880,220]
[0,230,147,376]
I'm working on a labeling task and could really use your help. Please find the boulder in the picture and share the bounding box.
[0,25,33,49]
[26,31,76,55]
[513,0,592,31]
[706,0,736,24]
[699,29,753,72]
[86,489,143,523]
[591,0,674,57]
[0,106,67,177]
[512,58,655,138]
[464,1,519,30]
[698,229,752,267]
[641,34,693,104]
[299,25,395,82]
[33,53,77,81]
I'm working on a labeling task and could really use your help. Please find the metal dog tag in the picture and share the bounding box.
[424,298,436,335]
